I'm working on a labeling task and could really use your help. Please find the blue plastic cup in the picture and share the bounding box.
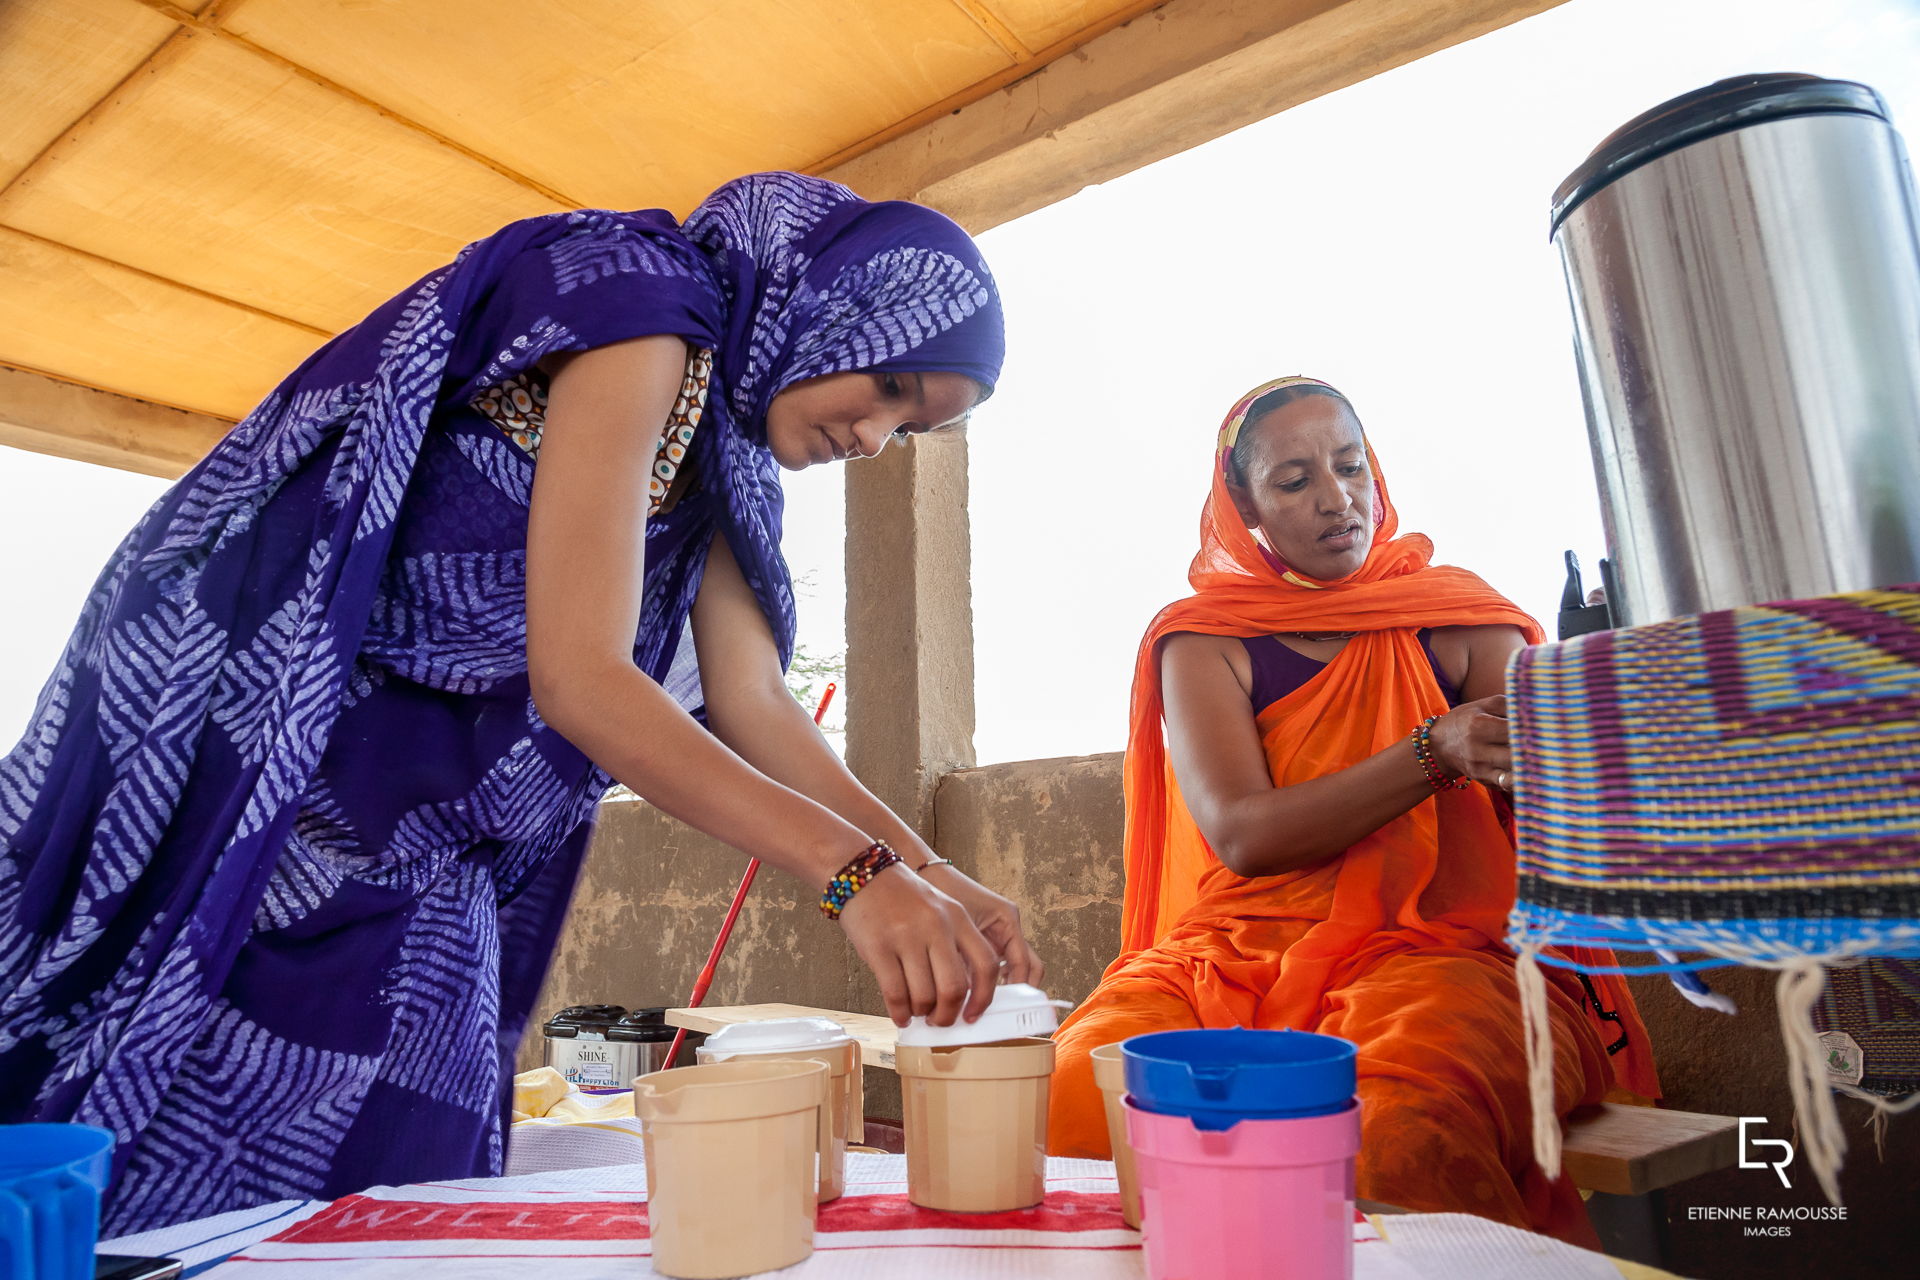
[1120,1028,1357,1130]
[0,1123,115,1280]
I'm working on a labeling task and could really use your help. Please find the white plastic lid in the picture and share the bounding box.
[698,1016,855,1059]
[895,983,1072,1048]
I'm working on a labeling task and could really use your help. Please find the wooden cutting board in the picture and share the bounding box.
[665,1004,903,1070]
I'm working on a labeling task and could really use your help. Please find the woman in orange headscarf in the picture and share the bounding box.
[1049,378,1657,1242]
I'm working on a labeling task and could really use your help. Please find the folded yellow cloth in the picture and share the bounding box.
[512,1067,571,1119]
[511,1066,637,1125]
[545,1090,635,1121]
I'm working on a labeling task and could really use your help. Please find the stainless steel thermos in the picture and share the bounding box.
[541,1005,681,1086]
[1553,73,1920,624]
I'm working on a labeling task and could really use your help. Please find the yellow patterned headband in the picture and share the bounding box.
[1217,376,1354,590]
[1218,376,1343,454]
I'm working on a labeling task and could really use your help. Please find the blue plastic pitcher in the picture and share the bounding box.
[1121,1028,1356,1130]
[0,1124,115,1280]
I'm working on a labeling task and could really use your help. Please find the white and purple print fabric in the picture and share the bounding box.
[0,172,1003,1234]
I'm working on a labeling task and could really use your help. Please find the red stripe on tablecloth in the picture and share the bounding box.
[232,1243,1144,1263]
[229,1257,650,1264]
[273,1197,651,1243]
[271,1191,1128,1244]
[820,1193,1127,1233]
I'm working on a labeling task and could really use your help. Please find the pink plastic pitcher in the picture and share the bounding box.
[1125,1099,1359,1280]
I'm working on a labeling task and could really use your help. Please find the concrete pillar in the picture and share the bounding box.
[843,430,976,837]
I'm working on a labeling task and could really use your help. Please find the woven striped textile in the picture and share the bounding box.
[1814,959,1920,1096]
[1508,584,1920,966]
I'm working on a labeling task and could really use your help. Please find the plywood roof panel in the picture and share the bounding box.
[0,0,1187,440]
[224,0,1016,213]
[0,31,566,331]
[0,0,176,186]
[980,0,1151,53]
[0,227,325,420]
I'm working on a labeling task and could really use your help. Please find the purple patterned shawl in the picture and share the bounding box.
[0,172,1002,1233]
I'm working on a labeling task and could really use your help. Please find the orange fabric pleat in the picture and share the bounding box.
[1048,379,1658,1242]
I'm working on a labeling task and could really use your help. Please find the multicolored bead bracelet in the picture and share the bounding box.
[820,841,905,920]
[1411,715,1470,792]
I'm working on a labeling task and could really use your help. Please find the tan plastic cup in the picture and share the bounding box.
[697,1018,861,1202]
[632,1059,828,1279]
[896,1036,1054,1212]
[1089,1042,1142,1228]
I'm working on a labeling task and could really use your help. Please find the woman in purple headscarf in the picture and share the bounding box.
[0,172,1037,1232]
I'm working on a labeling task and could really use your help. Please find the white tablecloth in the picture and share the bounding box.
[101,1154,1673,1279]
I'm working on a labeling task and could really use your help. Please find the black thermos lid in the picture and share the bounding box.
[540,1004,679,1043]
[1550,73,1890,237]
[608,1007,678,1044]
[541,1004,628,1039]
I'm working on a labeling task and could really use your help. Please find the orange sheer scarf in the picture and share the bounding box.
[1115,378,1657,1097]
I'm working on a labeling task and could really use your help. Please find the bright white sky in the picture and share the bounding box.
[3,0,1918,765]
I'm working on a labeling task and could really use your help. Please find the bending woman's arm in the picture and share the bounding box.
[692,536,1043,988]
[1160,630,1518,879]
[524,335,1004,1026]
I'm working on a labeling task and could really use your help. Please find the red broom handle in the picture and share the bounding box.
[663,683,837,1068]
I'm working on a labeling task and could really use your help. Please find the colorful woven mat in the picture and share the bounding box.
[1814,957,1920,1096]
[1508,584,1920,966]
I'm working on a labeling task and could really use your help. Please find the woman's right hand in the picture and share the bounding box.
[837,867,1003,1028]
[1427,694,1512,788]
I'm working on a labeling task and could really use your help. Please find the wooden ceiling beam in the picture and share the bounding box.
[0,364,232,479]
[823,0,1569,233]
[806,0,1164,177]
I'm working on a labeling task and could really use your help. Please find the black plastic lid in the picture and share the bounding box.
[1550,73,1889,237]
[608,1008,677,1044]
[541,1004,629,1038]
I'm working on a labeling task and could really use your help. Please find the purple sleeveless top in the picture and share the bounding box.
[1240,630,1461,713]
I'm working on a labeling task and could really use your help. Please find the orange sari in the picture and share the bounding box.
[1048,379,1658,1242]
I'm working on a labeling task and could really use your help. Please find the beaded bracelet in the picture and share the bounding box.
[1410,715,1471,792]
[820,841,904,920]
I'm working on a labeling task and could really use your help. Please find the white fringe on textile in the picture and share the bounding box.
[1515,942,1563,1177]
[1777,960,1848,1204]
[1769,961,1920,1202]
[1843,1082,1920,1165]
[1518,945,1920,1204]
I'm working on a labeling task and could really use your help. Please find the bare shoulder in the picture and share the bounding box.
[1429,623,1528,699]
[1160,630,1246,664]
[1159,631,1253,697]
[540,332,689,386]
[1429,622,1527,649]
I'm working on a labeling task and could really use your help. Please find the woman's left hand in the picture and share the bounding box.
[1427,693,1512,788]
[919,864,1045,988]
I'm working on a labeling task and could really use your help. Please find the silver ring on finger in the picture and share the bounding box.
[1496,770,1510,791]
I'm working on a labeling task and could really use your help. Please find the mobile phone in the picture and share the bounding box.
[94,1256,184,1280]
